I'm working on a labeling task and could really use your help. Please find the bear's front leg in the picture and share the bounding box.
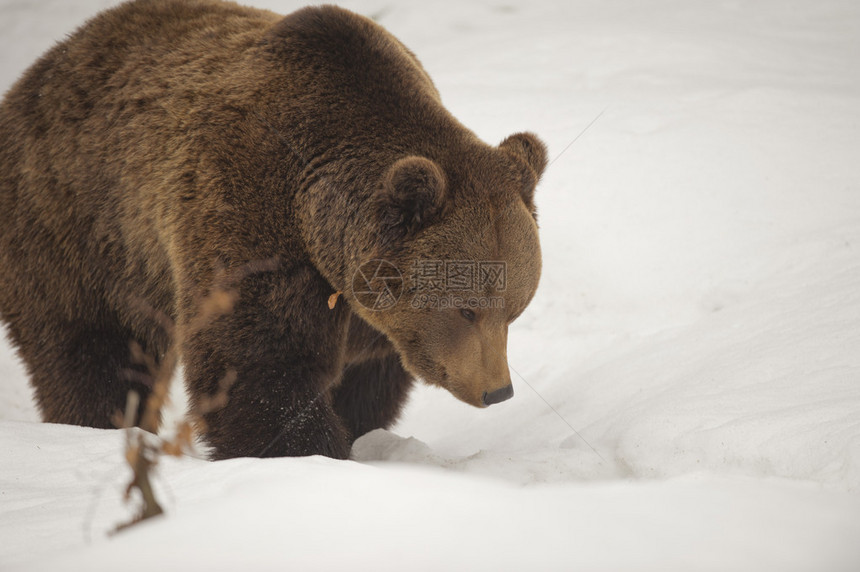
[333,353,414,443]
[181,264,351,460]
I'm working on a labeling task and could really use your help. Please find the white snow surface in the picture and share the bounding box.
[2,0,859,570]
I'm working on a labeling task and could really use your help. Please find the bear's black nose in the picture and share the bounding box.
[482,384,514,406]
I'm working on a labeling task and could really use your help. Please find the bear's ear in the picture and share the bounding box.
[500,132,548,180]
[376,156,448,244]
[499,132,548,214]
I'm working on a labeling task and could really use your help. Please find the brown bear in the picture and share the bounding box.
[0,0,547,459]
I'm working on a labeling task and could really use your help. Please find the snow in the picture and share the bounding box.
[2,0,859,570]
[5,424,859,572]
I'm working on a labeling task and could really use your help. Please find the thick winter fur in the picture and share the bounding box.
[0,0,547,459]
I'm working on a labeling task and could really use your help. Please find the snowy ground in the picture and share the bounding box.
[2,0,860,570]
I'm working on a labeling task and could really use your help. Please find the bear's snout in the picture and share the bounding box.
[482,384,514,406]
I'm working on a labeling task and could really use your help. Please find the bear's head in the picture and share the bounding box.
[351,132,547,407]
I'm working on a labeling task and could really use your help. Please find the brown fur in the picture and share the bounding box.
[0,0,547,459]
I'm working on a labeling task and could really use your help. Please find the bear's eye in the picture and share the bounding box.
[460,308,476,323]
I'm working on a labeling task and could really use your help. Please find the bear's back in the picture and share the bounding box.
[0,0,446,214]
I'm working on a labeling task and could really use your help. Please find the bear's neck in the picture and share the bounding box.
[294,161,381,294]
